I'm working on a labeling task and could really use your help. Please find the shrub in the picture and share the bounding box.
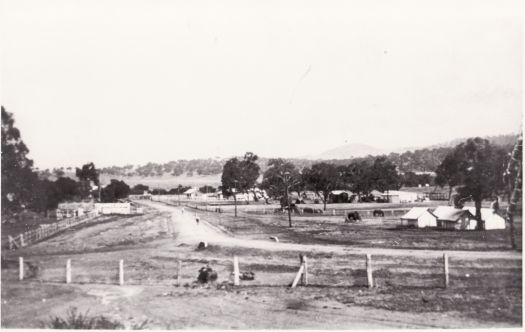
[47,307,124,329]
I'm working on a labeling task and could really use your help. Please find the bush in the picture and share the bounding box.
[47,307,124,329]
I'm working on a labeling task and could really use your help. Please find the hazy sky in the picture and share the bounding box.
[1,0,523,169]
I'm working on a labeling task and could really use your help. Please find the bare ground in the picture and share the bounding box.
[1,200,522,328]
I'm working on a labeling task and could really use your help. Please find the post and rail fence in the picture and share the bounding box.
[7,211,99,250]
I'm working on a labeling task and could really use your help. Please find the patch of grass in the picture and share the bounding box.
[47,307,124,329]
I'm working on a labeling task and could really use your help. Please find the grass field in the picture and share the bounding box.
[1,202,522,328]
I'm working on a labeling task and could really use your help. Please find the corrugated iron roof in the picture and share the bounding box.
[433,206,474,222]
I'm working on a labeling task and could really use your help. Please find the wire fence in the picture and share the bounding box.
[3,252,521,291]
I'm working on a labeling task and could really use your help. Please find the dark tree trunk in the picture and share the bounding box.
[251,189,259,202]
[475,199,484,230]
[233,194,237,217]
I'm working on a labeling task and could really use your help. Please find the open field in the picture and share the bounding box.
[1,201,522,328]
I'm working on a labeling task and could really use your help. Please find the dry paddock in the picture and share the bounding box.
[2,243,521,289]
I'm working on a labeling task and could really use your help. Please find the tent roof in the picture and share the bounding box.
[433,206,474,222]
[401,207,434,220]
[462,207,504,222]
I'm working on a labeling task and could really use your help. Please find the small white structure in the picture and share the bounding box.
[370,190,384,200]
[400,207,437,228]
[433,206,477,230]
[381,190,420,203]
[463,207,506,230]
[94,202,131,215]
[183,187,200,199]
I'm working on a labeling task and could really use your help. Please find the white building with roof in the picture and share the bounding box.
[400,207,437,228]
[433,206,477,230]
[462,207,506,230]
[381,190,421,203]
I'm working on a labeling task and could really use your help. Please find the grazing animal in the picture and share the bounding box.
[373,209,385,217]
[345,211,362,222]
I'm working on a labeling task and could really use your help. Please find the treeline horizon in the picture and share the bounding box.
[37,133,516,180]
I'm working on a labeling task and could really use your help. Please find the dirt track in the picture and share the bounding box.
[1,201,521,329]
[142,200,522,261]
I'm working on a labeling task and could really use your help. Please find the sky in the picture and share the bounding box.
[1,0,523,169]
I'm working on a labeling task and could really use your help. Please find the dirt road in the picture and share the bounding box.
[141,200,522,261]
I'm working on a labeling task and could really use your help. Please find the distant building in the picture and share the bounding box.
[370,190,384,200]
[381,190,421,203]
[183,187,200,199]
[433,206,477,230]
[400,207,437,228]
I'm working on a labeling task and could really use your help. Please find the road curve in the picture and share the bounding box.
[139,200,522,261]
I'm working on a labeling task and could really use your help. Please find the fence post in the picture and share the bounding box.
[19,257,24,280]
[119,260,124,286]
[66,259,71,284]
[233,256,240,286]
[443,253,449,288]
[177,260,182,287]
[332,209,335,216]
[301,255,308,286]
[366,254,374,288]
[19,234,25,247]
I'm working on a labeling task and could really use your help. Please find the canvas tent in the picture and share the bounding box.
[463,207,506,230]
[433,206,477,230]
[400,207,437,228]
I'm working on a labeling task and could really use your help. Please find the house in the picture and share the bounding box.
[463,207,506,230]
[183,187,200,199]
[380,190,421,203]
[433,206,477,230]
[94,202,131,214]
[56,202,94,220]
[400,207,437,228]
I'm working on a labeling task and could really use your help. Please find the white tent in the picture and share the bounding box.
[400,207,437,228]
[463,207,506,230]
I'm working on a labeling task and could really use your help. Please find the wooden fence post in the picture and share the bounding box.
[177,260,182,287]
[332,209,335,216]
[19,234,25,247]
[233,256,240,286]
[291,264,305,288]
[366,254,374,288]
[19,257,24,280]
[119,260,124,286]
[301,255,308,286]
[443,253,449,288]
[66,259,72,284]
[8,236,14,250]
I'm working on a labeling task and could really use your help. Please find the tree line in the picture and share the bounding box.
[78,134,515,179]
[220,136,521,234]
[1,107,133,217]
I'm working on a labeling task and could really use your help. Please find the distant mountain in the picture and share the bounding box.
[306,133,518,161]
[423,134,518,150]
